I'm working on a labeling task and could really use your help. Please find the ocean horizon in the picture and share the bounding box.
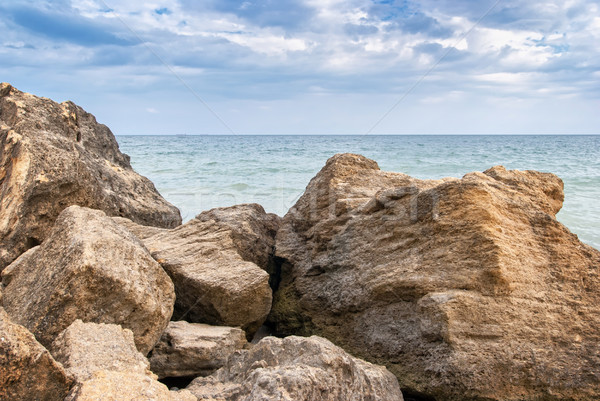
[116,134,600,250]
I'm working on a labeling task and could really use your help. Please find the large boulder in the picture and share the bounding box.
[269,153,600,401]
[117,203,279,337]
[0,83,181,270]
[149,321,247,379]
[51,320,195,401]
[0,307,73,401]
[187,335,403,400]
[1,205,175,354]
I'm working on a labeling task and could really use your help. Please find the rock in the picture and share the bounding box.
[187,335,403,401]
[0,307,73,401]
[149,321,247,379]
[117,204,279,337]
[51,320,195,401]
[112,216,169,240]
[269,153,600,401]
[65,371,196,401]
[1,205,175,354]
[50,320,154,382]
[0,83,181,270]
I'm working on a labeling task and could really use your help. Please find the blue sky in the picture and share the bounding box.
[1,0,599,134]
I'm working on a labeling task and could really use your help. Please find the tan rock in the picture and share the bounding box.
[149,321,247,379]
[117,204,279,336]
[65,371,196,401]
[1,206,175,354]
[270,153,600,401]
[0,83,181,270]
[50,320,154,382]
[187,335,403,401]
[0,307,73,401]
[51,319,195,401]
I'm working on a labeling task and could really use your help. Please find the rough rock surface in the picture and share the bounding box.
[1,206,175,354]
[270,153,600,401]
[187,335,403,401]
[0,83,181,270]
[51,320,195,401]
[0,307,73,401]
[118,203,280,336]
[50,320,154,382]
[149,321,247,379]
[65,371,196,401]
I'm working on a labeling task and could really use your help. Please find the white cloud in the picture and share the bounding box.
[1,0,599,133]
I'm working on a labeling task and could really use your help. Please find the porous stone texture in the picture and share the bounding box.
[65,371,196,401]
[50,320,154,382]
[118,203,279,337]
[187,335,403,401]
[149,321,247,379]
[1,206,175,354]
[52,320,195,401]
[269,153,600,401]
[0,82,181,270]
[0,307,73,401]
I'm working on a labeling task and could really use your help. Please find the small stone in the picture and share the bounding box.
[149,321,247,379]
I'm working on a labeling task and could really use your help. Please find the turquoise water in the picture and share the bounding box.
[116,135,600,250]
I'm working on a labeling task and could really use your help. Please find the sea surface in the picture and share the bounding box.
[116,135,600,250]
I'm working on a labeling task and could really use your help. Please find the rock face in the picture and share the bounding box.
[1,206,175,354]
[118,203,279,337]
[0,307,73,401]
[51,320,195,401]
[65,371,196,401]
[0,83,181,270]
[270,153,600,401]
[149,321,247,379]
[50,320,153,382]
[187,335,403,401]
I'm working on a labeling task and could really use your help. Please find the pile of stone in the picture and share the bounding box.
[1,84,599,401]
[0,84,402,401]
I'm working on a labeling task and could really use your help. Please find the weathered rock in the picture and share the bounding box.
[65,371,196,401]
[187,335,403,400]
[112,216,169,240]
[149,321,247,379]
[117,204,279,336]
[0,307,73,401]
[270,153,600,401]
[0,83,181,270]
[51,320,195,401]
[1,206,175,354]
[50,320,154,382]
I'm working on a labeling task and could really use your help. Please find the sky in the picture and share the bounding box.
[1,0,599,134]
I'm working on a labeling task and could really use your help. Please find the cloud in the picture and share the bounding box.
[1,4,133,47]
[187,0,316,29]
[0,0,598,134]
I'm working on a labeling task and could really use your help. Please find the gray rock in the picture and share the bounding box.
[0,307,73,401]
[187,335,403,401]
[270,153,600,401]
[117,204,279,337]
[0,83,181,270]
[1,206,175,354]
[149,321,247,379]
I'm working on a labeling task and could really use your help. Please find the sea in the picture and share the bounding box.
[116,135,600,251]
